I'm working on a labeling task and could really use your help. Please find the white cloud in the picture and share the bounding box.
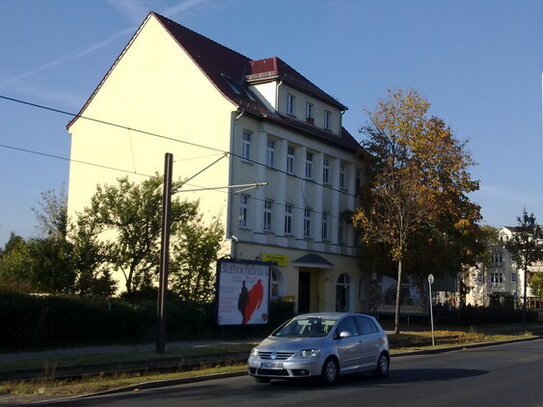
[1,81,83,110]
[2,0,214,88]
[106,0,151,24]
[163,0,211,18]
[3,28,134,86]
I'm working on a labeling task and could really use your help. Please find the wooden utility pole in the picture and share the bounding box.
[156,152,173,353]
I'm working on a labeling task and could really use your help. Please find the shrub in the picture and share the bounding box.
[0,292,295,350]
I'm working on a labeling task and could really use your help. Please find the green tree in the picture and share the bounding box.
[81,175,198,294]
[33,189,69,239]
[353,89,481,334]
[70,214,116,297]
[0,190,114,296]
[171,216,224,303]
[26,236,75,293]
[0,233,33,291]
[505,210,543,326]
[529,273,543,298]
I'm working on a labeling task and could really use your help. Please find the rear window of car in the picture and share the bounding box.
[272,317,338,337]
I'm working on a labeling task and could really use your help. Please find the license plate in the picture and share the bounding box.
[260,361,283,369]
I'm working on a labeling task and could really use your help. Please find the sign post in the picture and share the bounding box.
[428,274,435,347]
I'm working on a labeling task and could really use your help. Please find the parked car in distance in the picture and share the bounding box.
[248,312,389,385]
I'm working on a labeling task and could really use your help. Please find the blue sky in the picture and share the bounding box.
[0,0,542,246]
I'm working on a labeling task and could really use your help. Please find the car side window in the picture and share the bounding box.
[356,316,374,335]
[369,319,380,333]
[335,316,359,339]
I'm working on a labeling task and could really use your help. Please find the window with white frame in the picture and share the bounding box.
[339,162,346,188]
[286,146,295,174]
[304,208,311,237]
[355,168,361,191]
[287,93,296,116]
[284,204,293,234]
[323,157,330,184]
[322,212,329,241]
[264,200,273,232]
[305,152,313,178]
[306,102,314,122]
[242,130,251,160]
[338,219,345,244]
[324,110,332,130]
[490,273,503,284]
[491,250,503,266]
[239,195,249,227]
[266,139,275,168]
[511,273,517,283]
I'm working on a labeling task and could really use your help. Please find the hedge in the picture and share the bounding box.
[0,290,294,351]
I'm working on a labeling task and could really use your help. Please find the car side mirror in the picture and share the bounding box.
[339,330,351,339]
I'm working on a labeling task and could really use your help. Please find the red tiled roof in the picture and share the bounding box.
[247,57,347,110]
[69,12,361,153]
[153,13,358,152]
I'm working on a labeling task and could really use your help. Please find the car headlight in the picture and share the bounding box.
[250,347,259,358]
[295,349,320,358]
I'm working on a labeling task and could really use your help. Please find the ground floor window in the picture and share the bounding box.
[336,273,351,312]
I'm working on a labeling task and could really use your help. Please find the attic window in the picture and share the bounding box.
[324,110,332,130]
[222,74,259,102]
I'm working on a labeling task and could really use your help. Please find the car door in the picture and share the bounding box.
[334,316,362,373]
[355,316,382,369]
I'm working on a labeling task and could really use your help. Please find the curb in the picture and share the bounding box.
[7,335,543,406]
[0,352,250,381]
[390,334,542,357]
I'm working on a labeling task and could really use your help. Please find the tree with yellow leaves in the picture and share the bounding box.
[353,89,482,334]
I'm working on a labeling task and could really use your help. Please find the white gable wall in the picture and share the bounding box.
[68,14,234,226]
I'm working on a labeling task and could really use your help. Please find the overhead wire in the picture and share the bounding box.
[0,142,350,229]
[0,94,359,200]
[0,143,154,178]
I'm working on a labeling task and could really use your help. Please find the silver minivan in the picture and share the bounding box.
[248,312,389,385]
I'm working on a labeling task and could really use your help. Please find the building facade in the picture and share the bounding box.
[67,12,369,313]
[465,226,543,308]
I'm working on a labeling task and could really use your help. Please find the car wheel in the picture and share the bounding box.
[374,352,389,377]
[321,357,339,385]
[254,377,271,383]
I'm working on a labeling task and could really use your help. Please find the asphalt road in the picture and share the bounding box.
[40,339,543,407]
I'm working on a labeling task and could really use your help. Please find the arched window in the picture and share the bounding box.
[271,268,284,300]
[336,273,351,312]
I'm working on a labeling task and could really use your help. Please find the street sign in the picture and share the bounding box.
[428,273,435,347]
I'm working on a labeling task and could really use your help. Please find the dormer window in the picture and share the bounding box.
[306,102,314,124]
[324,110,332,130]
[287,93,296,116]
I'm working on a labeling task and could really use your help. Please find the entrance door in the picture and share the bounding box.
[298,271,311,314]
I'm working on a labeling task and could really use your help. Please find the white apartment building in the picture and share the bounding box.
[67,12,368,313]
[465,226,543,308]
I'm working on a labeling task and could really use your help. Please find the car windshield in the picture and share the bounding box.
[272,317,338,338]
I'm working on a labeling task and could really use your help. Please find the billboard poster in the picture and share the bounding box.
[374,274,427,315]
[216,259,271,326]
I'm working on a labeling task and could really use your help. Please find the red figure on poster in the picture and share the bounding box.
[243,279,264,324]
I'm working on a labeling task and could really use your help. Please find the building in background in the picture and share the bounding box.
[465,226,543,309]
[66,12,368,313]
